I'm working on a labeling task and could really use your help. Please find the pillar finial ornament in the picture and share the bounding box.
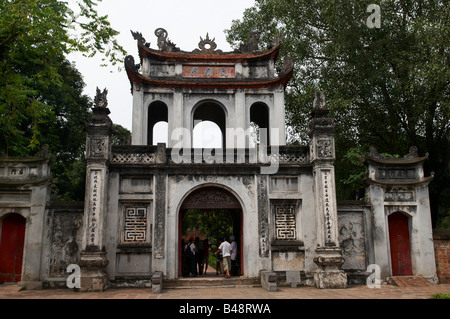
[313,91,326,110]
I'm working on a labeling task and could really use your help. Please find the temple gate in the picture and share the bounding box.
[0,28,438,292]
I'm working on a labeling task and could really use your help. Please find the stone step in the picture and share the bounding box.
[388,276,433,288]
[164,276,260,289]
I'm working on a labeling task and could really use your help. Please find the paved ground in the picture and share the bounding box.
[1,282,448,318]
[1,282,449,299]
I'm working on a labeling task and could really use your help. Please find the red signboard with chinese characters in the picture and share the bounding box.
[182,65,235,79]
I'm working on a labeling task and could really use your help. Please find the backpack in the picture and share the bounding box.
[186,243,195,257]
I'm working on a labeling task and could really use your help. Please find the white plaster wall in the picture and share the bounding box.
[105,172,120,280]
[367,185,391,279]
[298,173,320,273]
[411,186,437,278]
[26,185,49,282]
[131,85,144,145]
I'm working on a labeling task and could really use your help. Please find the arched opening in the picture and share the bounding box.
[192,101,226,148]
[0,213,26,283]
[250,102,270,146]
[388,212,413,276]
[178,186,243,278]
[148,101,168,146]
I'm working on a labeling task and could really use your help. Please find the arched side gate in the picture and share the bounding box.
[0,213,26,283]
[388,212,413,276]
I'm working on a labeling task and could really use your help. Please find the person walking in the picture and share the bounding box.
[202,239,210,274]
[229,235,238,276]
[188,236,197,277]
[195,237,204,275]
[216,237,231,278]
[214,239,223,275]
[181,239,188,277]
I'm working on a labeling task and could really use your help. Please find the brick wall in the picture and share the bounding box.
[434,229,450,284]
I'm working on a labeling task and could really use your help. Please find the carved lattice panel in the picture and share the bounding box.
[181,187,241,210]
[275,204,297,240]
[122,207,148,244]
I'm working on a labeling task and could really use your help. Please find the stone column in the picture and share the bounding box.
[308,91,347,289]
[170,90,184,148]
[273,88,286,145]
[131,83,145,145]
[79,88,112,292]
[234,90,247,147]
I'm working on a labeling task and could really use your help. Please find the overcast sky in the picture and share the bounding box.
[69,0,256,136]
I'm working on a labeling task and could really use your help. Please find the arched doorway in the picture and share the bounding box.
[388,212,413,276]
[178,186,243,277]
[250,102,270,146]
[148,101,168,146]
[192,100,226,148]
[0,213,26,283]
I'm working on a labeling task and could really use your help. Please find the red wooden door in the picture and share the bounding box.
[0,214,26,283]
[388,212,413,276]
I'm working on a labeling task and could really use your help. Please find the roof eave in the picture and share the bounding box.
[125,56,293,90]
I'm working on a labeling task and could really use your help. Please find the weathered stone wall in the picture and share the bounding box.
[41,202,84,288]
[433,229,450,284]
[337,201,371,284]
[338,205,368,268]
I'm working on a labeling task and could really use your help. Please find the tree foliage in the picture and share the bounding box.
[0,0,126,156]
[226,0,449,227]
[0,0,128,200]
[182,210,233,241]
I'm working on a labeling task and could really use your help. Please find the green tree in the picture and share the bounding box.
[182,210,233,241]
[111,124,131,146]
[0,0,126,156]
[39,58,92,201]
[0,0,128,201]
[226,0,449,227]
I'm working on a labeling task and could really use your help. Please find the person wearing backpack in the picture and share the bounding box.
[187,236,197,277]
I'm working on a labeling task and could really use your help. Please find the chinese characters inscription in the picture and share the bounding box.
[182,65,235,78]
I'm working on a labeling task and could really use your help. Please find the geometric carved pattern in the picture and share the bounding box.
[112,153,155,164]
[275,205,296,240]
[123,207,147,243]
[269,153,307,164]
[269,146,309,164]
[181,187,241,210]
